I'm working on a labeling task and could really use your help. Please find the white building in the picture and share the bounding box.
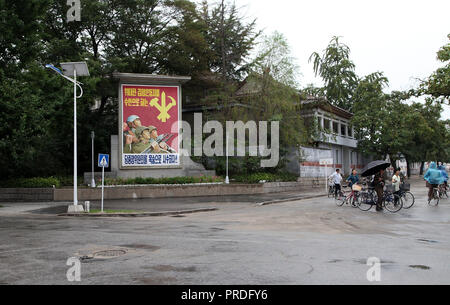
[289,97,372,179]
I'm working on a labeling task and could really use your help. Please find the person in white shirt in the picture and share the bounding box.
[392,169,402,204]
[329,169,343,197]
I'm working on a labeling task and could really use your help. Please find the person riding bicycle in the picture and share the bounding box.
[329,169,343,198]
[347,169,360,188]
[438,165,448,189]
[424,162,445,201]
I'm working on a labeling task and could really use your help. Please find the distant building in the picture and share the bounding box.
[289,96,372,179]
[183,77,374,179]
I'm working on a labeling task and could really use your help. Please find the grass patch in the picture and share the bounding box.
[0,205,3,208]
[88,209,140,214]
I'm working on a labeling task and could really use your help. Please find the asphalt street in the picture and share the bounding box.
[0,178,449,285]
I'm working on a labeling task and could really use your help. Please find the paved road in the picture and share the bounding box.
[0,178,449,285]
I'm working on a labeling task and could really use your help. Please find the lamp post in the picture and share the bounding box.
[91,131,96,188]
[225,132,230,184]
[46,62,89,212]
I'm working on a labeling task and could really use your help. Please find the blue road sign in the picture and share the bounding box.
[98,154,110,168]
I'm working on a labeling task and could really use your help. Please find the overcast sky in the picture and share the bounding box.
[229,0,450,119]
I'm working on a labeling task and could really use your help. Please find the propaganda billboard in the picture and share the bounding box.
[120,84,181,169]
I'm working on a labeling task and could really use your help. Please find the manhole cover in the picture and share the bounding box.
[93,249,127,259]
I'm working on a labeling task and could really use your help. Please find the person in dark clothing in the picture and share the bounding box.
[373,169,386,212]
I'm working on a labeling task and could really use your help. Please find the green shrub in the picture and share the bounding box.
[0,177,61,188]
[233,172,298,184]
[56,176,84,187]
[104,176,224,186]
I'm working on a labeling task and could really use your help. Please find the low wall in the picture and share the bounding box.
[53,182,306,201]
[0,188,54,202]
[0,182,307,202]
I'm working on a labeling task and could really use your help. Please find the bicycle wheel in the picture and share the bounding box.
[439,187,448,199]
[328,186,334,198]
[357,192,374,211]
[383,194,403,213]
[335,191,346,207]
[402,192,415,209]
[428,190,440,206]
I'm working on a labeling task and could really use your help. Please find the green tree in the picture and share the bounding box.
[199,0,260,81]
[253,31,300,88]
[309,36,358,111]
[422,34,450,104]
[351,72,390,158]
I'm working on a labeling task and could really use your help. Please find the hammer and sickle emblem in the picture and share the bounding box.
[149,92,177,123]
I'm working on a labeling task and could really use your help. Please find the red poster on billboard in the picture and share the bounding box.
[121,84,180,168]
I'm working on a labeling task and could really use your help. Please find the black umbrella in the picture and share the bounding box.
[361,160,391,177]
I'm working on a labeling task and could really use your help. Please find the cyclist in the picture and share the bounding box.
[424,162,445,202]
[438,165,448,189]
[347,169,360,188]
[329,169,343,198]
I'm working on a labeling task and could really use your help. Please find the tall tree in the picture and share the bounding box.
[253,31,300,88]
[199,0,260,81]
[351,72,389,158]
[309,36,358,111]
[421,34,450,104]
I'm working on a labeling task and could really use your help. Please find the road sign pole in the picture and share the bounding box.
[101,166,105,213]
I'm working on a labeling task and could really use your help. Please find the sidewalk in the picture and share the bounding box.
[1,188,327,216]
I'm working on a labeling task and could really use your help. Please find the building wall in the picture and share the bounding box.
[298,145,370,178]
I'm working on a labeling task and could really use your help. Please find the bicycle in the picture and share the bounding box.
[355,187,377,211]
[328,183,336,198]
[355,186,403,213]
[335,185,359,208]
[438,184,448,199]
[382,190,403,213]
[398,183,415,209]
[428,187,440,206]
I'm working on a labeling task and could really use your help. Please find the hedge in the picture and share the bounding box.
[0,177,61,188]
[104,176,224,186]
[233,172,298,184]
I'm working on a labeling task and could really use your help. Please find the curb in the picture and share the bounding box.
[257,194,327,206]
[58,208,219,218]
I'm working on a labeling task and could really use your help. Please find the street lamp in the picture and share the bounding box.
[91,131,96,188]
[46,62,89,213]
[225,132,230,184]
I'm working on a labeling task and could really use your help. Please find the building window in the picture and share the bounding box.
[333,122,339,134]
[317,116,322,129]
[341,124,347,137]
[324,119,331,132]
[348,126,353,138]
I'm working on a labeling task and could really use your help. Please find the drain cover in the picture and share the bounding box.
[93,249,127,259]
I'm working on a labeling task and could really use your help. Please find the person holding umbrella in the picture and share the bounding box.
[373,169,386,211]
[361,160,391,212]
